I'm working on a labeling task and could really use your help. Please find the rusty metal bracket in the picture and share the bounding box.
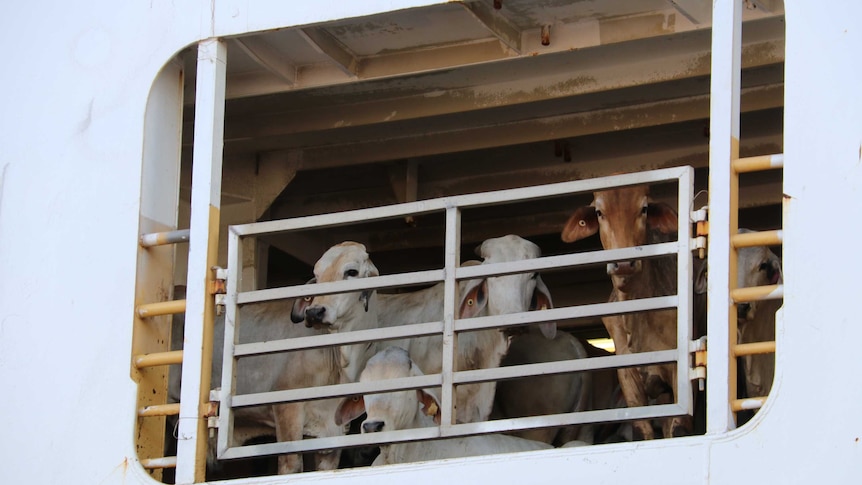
[211,266,228,316]
[206,391,220,437]
[689,336,707,391]
[691,205,709,259]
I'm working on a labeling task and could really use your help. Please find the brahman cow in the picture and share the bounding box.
[334,346,553,466]
[561,183,688,440]
[375,234,556,424]
[490,327,592,446]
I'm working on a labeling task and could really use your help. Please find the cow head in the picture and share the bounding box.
[459,235,556,340]
[290,242,379,331]
[335,346,441,433]
[561,185,677,292]
[736,229,782,322]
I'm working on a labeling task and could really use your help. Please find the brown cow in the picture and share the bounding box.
[561,184,689,439]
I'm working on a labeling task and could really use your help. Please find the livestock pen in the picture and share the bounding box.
[1,1,860,484]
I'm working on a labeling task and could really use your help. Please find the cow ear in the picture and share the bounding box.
[290,277,317,324]
[530,276,556,340]
[335,395,366,427]
[459,279,488,319]
[417,390,441,425]
[647,202,678,234]
[561,206,598,243]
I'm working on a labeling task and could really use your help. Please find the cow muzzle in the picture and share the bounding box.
[362,420,384,433]
[304,305,331,328]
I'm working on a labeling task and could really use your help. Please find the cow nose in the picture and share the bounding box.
[305,306,326,324]
[362,421,384,433]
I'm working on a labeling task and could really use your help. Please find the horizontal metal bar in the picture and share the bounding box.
[732,153,784,173]
[230,167,689,238]
[232,295,676,359]
[219,403,686,460]
[732,229,783,248]
[731,284,784,303]
[138,403,181,417]
[731,396,766,412]
[136,299,186,318]
[231,373,442,408]
[733,341,776,357]
[454,350,680,385]
[139,228,190,248]
[237,269,444,305]
[134,350,183,368]
[455,295,679,333]
[234,321,444,357]
[140,456,177,469]
[456,242,680,280]
[231,349,680,409]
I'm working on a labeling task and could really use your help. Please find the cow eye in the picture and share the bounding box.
[641,206,649,215]
[303,296,313,302]
[595,209,603,218]
[759,262,770,272]
[344,269,359,278]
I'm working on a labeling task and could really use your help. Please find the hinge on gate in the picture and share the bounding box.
[211,266,228,316]
[691,205,709,259]
[690,336,707,391]
[206,389,220,437]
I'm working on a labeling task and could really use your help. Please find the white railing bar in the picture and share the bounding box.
[675,165,695,415]
[440,205,461,427]
[454,350,679,385]
[455,296,679,333]
[455,242,680,279]
[230,167,691,238]
[237,269,444,305]
[218,197,244,459]
[229,349,679,408]
[231,373,442,408]
[236,243,680,307]
[219,403,687,460]
[231,296,678,360]
[234,321,444,357]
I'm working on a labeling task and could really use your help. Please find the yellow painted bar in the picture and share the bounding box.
[138,403,181,417]
[140,456,178,469]
[139,228,190,248]
[732,153,784,173]
[731,396,766,412]
[136,299,186,318]
[733,340,776,357]
[731,229,783,248]
[731,284,783,303]
[134,350,183,368]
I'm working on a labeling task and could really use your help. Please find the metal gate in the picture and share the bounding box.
[216,166,695,461]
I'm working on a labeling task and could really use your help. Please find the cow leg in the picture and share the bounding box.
[273,402,304,474]
[603,315,654,440]
[313,450,342,472]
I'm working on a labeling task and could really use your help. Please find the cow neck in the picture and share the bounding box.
[332,291,380,383]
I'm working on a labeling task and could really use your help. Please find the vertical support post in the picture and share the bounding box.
[706,0,742,435]
[175,38,227,484]
[440,204,461,429]
[676,167,695,415]
[217,227,242,460]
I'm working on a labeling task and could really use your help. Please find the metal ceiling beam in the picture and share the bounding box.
[459,1,523,54]
[666,0,712,25]
[298,27,359,78]
[232,37,297,86]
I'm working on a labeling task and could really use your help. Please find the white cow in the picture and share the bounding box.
[736,229,783,403]
[170,242,385,476]
[334,346,553,466]
[490,327,592,446]
[376,234,556,424]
